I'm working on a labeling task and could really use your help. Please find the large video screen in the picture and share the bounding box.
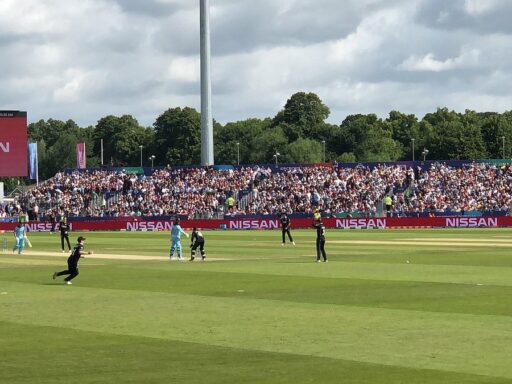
[0,111,28,176]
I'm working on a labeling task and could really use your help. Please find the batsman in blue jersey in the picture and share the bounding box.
[13,222,26,254]
[170,218,189,261]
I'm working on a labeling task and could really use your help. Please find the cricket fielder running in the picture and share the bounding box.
[53,236,93,285]
[170,218,189,261]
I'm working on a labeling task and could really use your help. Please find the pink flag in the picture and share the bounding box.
[76,142,86,169]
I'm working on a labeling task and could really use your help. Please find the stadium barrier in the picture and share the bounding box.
[0,216,510,232]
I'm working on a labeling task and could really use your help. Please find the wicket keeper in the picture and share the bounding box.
[190,227,206,261]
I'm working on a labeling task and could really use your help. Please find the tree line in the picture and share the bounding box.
[2,91,512,189]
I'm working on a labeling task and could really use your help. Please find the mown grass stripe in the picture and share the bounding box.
[2,229,512,383]
[2,320,509,384]
[2,263,512,317]
[2,280,512,379]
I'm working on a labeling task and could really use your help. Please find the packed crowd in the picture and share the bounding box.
[247,162,512,215]
[6,162,512,220]
[399,162,512,214]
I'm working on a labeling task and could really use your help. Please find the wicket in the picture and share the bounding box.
[2,238,7,254]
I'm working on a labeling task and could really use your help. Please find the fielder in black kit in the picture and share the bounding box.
[53,236,92,284]
[58,218,71,252]
[280,213,295,246]
[190,227,206,261]
[314,221,327,262]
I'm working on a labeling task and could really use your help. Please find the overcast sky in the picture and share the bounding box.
[1,0,511,127]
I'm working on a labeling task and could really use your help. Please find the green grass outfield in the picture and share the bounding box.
[1,228,512,383]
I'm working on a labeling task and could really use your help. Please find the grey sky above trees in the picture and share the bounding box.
[1,0,511,127]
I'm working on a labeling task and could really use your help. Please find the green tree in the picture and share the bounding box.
[0,177,26,193]
[459,110,487,160]
[385,111,419,160]
[358,124,401,162]
[28,119,70,148]
[28,119,92,178]
[422,108,486,160]
[422,108,461,160]
[44,133,81,176]
[337,114,400,161]
[214,118,270,165]
[338,114,379,155]
[283,138,322,163]
[479,112,512,159]
[272,92,330,140]
[250,127,288,164]
[337,152,357,163]
[153,107,201,166]
[93,115,151,166]
[312,123,340,163]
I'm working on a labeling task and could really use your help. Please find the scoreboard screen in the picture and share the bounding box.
[0,111,28,177]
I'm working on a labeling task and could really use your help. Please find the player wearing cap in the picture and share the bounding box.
[52,236,93,284]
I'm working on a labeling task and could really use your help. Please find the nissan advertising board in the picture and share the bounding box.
[0,110,28,176]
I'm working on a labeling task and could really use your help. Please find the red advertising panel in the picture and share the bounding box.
[0,111,28,176]
[1,216,511,232]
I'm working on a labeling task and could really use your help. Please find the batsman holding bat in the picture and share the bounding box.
[12,221,26,254]
[52,236,93,285]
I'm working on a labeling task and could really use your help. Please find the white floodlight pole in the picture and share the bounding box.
[200,0,214,166]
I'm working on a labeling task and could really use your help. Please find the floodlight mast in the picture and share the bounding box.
[200,0,214,166]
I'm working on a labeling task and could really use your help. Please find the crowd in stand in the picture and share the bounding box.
[4,162,511,220]
[402,162,512,214]
[244,164,410,216]
[14,167,258,220]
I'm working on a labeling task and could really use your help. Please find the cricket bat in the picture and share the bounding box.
[24,235,32,248]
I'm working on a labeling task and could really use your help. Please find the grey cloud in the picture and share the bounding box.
[211,0,362,54]
[112,0,193,17]
[0,30,60,49]
[150,12,199,56]
[151,0,387,56]
[415,0,512,34]
[86,76,164,103]
[1,0,511,129]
